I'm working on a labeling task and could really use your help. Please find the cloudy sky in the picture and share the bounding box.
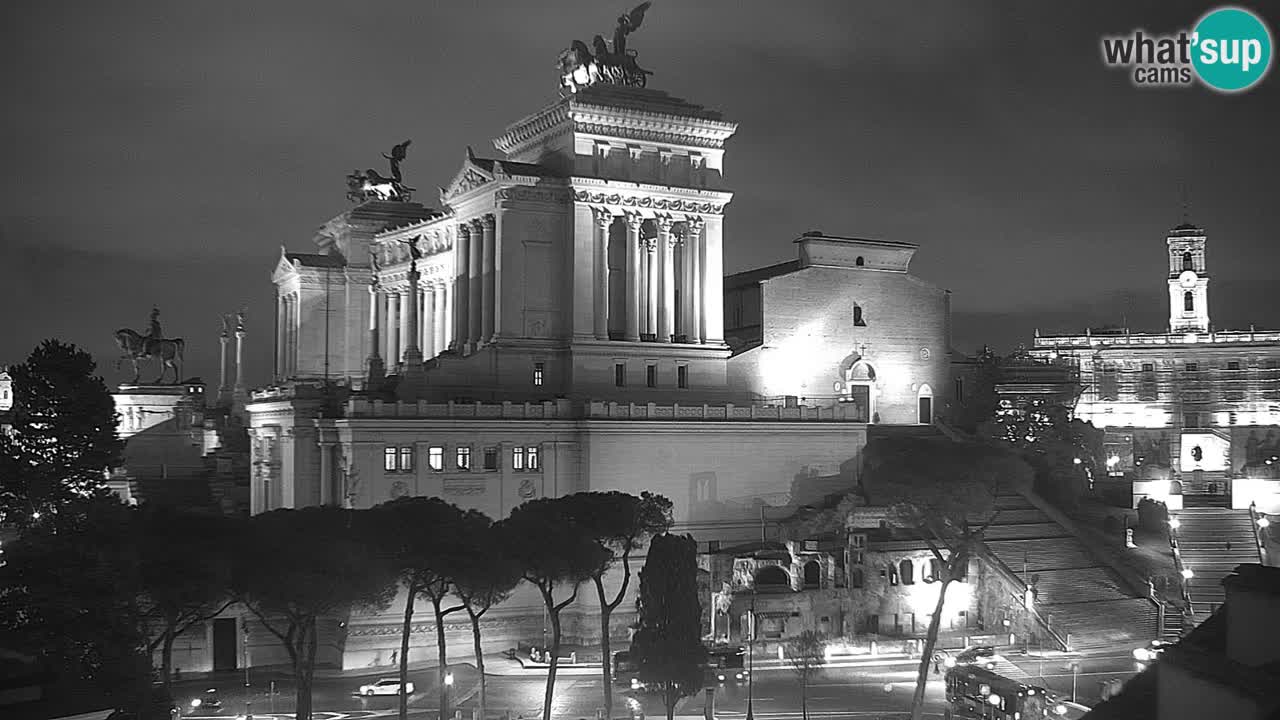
[2,1,1278,386]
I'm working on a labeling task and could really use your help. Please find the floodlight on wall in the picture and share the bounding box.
[1181,568,1194,579]
[1169,517,1181,530]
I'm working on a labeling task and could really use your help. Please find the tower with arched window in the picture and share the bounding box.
[1167,223,1210,333]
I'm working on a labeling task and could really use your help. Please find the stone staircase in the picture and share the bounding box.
[983,494,1159,652]
[1172,507,1262,623]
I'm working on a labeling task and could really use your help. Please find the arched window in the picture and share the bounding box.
[754,565,789,590]
[1183,251,1194,271]
[853,305,866,327]
[855,256,865,267]
[803,560,821,588]
[899,559,915,585]
[1184,291,1194,312]
[926,558,942,583]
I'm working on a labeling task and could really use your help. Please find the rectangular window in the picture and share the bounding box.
[1228,360,1241,371]
[513,446,525,470]
[646,364,657,388]
[678,365,688,389]
[1142,363,1155,373]
[527,445,540,470]
[1184,412,1201,428]
[456,446,471,471]
[385,447,397,472]
[615,363,626,387]
[428,446,444,472]
[534,362,544,386]
[398,446,413,472]
[483,447,498,471]
[953,377,963,403]
[1186,362,1199,372]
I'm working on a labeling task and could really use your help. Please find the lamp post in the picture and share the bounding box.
[443,670,454,720]
[746,593,756,720]
[243,623,252,719]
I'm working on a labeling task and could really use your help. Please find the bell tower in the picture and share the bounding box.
[1167,223,1210,333]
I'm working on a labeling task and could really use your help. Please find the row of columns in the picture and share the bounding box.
[593,210,708,343]
[454,214,498,353]
[275,292,301,378]
[369,283,454,365]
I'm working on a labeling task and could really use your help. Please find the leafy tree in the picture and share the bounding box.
[632,533,705,720]
[0,340,123,528]
[134,505,239,699]
[452,514,521,720]
[235,507,397,720]
[785,631,827,720]
[950,346,1000,432]
[860,435,1032,720]
[982,399,1103,511]
[498,498,607,720]
[0,495,152,711]
[562,491,674,720]
[373,497,475,720]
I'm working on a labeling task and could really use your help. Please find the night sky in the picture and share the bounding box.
[3,1,1278,387]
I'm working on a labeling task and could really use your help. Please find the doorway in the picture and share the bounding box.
[212,618,238,672]
[918,396,933,425]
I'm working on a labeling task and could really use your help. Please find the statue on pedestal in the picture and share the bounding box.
[559,3,654,94]
[347,140,415,203]
[114,307,186,384]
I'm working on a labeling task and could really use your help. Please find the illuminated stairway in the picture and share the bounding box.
[984,494,1158,652]
[1172,507,1261,623]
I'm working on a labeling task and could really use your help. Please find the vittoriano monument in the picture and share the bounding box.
[346,139,414,203]
[114,306,186,384]
[558,2,653,94]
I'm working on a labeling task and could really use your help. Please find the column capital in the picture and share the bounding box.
[624,212,644,231]
[685,215,706,234]
[593,207,615,229]
[480,213,496,231]
[458,221,473,237]
[642,237,658,253]
[655,215,676,233]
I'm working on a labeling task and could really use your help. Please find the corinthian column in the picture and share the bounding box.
[687,217,705,344]
[468,219,483,349]
[645,238,658,338]
[386,291,399,363]
[481,214,496,343]
[404,268,422,365]
[625,213,642,341]
[423,286,436,357]
[657,216,676,342]
[437,284,449,355]
[593,208,612,340]
[453,224,470,351]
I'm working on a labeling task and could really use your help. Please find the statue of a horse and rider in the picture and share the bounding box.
[114,307,185,384]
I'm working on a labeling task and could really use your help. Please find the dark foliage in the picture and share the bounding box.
[632,533,705,720]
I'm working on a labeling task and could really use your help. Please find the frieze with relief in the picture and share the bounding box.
[573,190,723,215]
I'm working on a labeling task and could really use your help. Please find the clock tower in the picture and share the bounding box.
[1167,223,1210,333]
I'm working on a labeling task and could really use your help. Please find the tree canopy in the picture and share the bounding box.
[0,340,122,528]
[632,533,705,720]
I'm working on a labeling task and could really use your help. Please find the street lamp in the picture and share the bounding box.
[1181,567,1194,580]
[1169,517,1181,530]
[1259,516,1271,529]
[746,592,756,720]
[443,671,454,720]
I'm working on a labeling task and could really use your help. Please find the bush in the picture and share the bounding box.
[1136,498,1168,531]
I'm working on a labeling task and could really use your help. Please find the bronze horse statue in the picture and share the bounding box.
[114,329,185,384]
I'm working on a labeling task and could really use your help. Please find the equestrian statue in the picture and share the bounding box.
[114,307,186,384]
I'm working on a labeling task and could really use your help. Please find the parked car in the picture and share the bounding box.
[954,645,997,669]
[358,678,415,696]
[107,696,181,720]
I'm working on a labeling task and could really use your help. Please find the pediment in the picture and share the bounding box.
[441,152,495,202]
[272,249,300,284]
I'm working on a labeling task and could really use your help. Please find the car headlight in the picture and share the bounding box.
[191,699,202,708]
[1133,648,1151,662]
[717,674,725,682]
[736,673,744,680]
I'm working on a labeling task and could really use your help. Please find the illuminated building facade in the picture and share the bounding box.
[243,48,953,670]
[1031,223,1280,510]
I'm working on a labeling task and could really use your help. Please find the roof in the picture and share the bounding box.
[286,252,346,268]
[794,232,919,250]
[470,157,565,179]
[725,260,801,289]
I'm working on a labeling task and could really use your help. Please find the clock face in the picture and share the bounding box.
[1179,270,1198,288]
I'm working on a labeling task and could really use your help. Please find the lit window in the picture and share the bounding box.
[615,363,626,387]
[527,445,540,471]
[384,447,397,472]
[1184,291,1194,312]
[534,362,544,387]
[677,365,688,389]
[456,446,471,471]
[398,447,413,472]
[483,447,498,471]
[428,446,444,472]
[513,446,525,471]
[853,305,866,327]
[646,365,656,388]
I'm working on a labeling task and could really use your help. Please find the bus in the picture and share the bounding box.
[944,665,1067,719]
[614,645,748,687]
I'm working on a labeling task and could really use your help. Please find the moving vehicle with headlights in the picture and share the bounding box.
[187,689,222,714]
[1132,638,1172,666]
[953,645,997,669]
[358,678,415,696]
[707,644,749,684]
[944,665,1067,719]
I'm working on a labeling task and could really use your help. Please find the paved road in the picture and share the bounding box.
[1006,649,1143,707]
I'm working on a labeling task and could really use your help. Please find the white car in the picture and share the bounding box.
[359,678,415,696]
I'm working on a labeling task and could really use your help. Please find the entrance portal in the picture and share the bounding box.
[212,618,238,672]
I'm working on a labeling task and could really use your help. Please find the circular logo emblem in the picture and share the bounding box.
[1192,7,1273,92]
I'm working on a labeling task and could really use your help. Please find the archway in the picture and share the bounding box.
[803,560,821,589]
[838,356,877,423]
[899,559,915,585]
[917,383,934,425]
[754,565,790,590]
